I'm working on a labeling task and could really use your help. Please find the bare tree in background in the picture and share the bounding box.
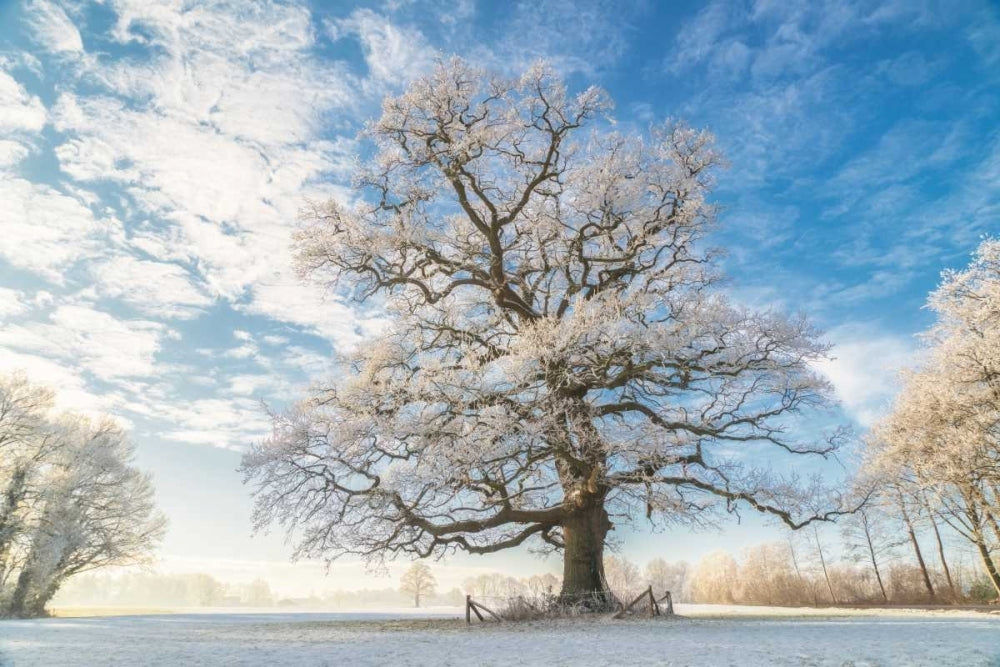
[688,551,738,604]
[840,500,904,603]
[603,554,642,598]
[400,562,436,607]
[644,558,688,599]
[812,525,837,603]
[243,58,852,602]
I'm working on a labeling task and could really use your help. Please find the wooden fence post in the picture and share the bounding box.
[655,590,675,615]
[613,589,650,619]
[466,595,471,624]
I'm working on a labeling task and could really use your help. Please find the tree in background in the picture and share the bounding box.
[839,500,904,603]
[243,57,852,604]
[644,558,689,601]
[242,578,275,607]
[400,562,436,608]
[869,239,1000,598]
[603,554,642,598]
[687,551,738,604]
[524,572,561,597]
[0,372,165,618]
[462,572,523,599]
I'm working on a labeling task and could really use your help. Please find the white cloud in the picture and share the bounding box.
[240,281,380,350]
[90,254,213,320]
[52,94,275,224]
[0,287,28,319]
[0,177,117,282]
[668,1,742,74]
[496,0,637,76]
[0,70,46,134]
[261,334,289,346]
[44,2,365,344]
[0,304,167,381]
[157,397,272,450]
[814,325,918,426]
[24,0,84,54]
[227,373,286,398]
[223,343,259,360]
[0,139,31,168]
[0,349,120,418]
[328,9,435,86]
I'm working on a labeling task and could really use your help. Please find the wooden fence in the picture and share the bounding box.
[612,586,674,618]
[465,594,503,623]
[464,588,674,623]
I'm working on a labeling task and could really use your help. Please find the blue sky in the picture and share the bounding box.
[0,0,997,593]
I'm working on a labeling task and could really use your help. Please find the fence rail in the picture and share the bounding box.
[612,586,673,618]
[465,595,502,623]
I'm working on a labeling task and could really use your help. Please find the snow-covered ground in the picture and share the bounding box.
[1,604,999,666]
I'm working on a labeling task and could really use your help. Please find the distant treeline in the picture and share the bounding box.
[455,535,994,608]
[53,524,998,611]
[603,535,996,606]
[52,571,467,609]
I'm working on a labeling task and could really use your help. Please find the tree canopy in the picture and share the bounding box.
[242,58,850,598]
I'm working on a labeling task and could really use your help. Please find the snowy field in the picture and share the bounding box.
[1,604,999,666]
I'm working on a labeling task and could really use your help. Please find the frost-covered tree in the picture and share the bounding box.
[643,558,688,599]
[871,239,1000,597]
[241,578,275,607]
[0,373,55,593]
[462,572,524,599]
[687,550,738,603]
[399,561,436,607]
[0,373,164,617]
[603,554,641,597]
[525,572,561,597]
[243,58,850,601]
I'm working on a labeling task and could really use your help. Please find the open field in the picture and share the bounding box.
[2,605,999,666]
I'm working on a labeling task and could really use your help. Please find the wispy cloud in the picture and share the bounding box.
[814,325,919,426]
[24,0,83,55]
[327,8,436,87]
[0,178,118,282]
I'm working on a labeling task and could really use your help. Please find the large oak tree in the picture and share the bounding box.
[243,59,848,600]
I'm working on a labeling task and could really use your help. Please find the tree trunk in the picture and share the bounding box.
[965,494,1000,599]
[6,566,33,618]
[922,498,956,599]
[560,501,612,603]
[862,515,888,603]
[788,537,816,605]
[897,489,935,599]
[973,536,1000,598]
[813,526,837,604]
